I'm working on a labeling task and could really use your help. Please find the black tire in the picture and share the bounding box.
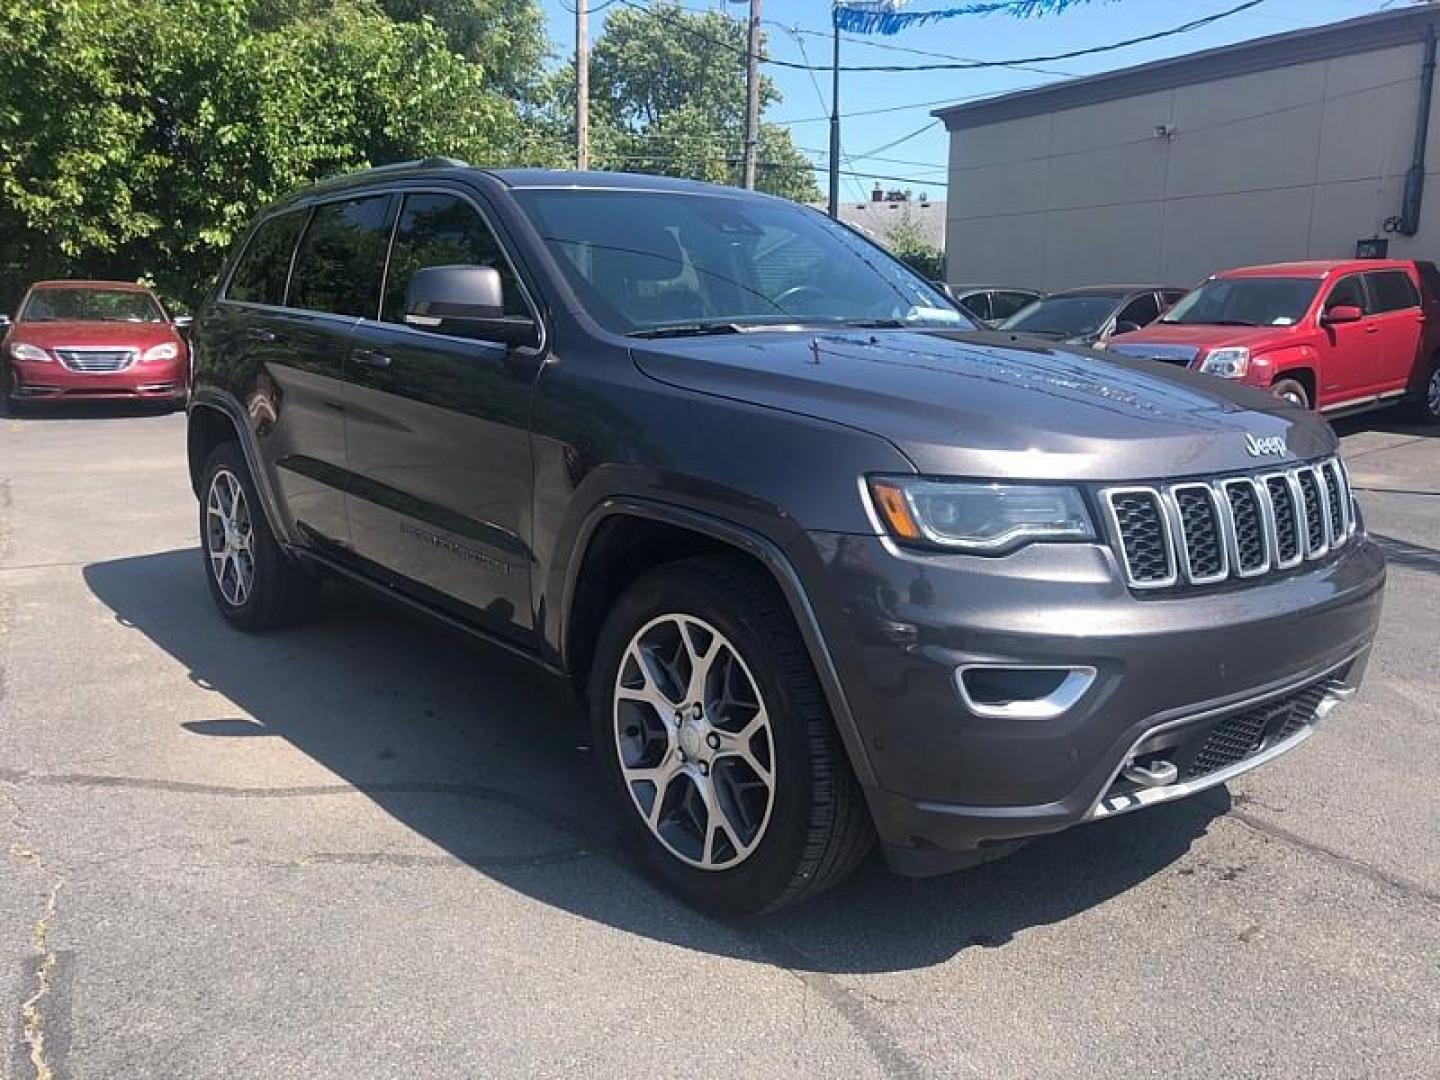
[199,440,318,631]
[1271,377,1311,410]
[588,555,873,916]
[1406,354,1440,425]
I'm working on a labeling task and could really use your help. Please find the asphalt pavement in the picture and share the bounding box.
[2,402,1437,1079]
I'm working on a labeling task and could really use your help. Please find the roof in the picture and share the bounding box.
[1047,285,1175,298]
[488,169,764,196]
[826,199,947,250]
[934,5,1440,131]
[1218,260,1413,279]
[28,280,152,291]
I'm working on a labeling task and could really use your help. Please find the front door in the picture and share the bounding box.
[342,189,544,639]
[1315,273,1379,407]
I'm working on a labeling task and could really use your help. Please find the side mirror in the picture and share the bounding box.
[404,264,536,345]
[172,314,193,329]
[1322,304,1363,325]
[0,314,10,328]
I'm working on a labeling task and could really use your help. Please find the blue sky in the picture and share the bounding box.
[538,0,1397,199]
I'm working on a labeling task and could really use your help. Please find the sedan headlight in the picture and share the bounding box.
[1198,346,1250,378]
[141,342,180,363]
[867,477,1095,553]
[8,342,51,363]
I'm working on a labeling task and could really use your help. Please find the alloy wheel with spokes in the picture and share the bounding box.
[613,614,776,871]
[1427,366,1440,421]
[205,468,256,607]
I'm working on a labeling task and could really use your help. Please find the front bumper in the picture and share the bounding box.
[8,356,188,402]
[795,531,1385,875]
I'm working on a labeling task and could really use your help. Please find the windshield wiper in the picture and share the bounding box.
[840,318,906,329]
[627,322,748,339]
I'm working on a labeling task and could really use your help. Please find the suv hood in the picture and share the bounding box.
[632,329,1334,481]
[1108,322,1297,366]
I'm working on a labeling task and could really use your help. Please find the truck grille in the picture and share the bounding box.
[1102,458,1354,591]
[1184,679,1333,780]
[55,348,136,373]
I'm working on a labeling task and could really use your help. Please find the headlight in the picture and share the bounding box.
[142,342,180,362]
[867,477,1095,553]
[1198,346,1250,378]
[8,342,51,363]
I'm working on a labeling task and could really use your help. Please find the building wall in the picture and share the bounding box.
[945,40,1440,291]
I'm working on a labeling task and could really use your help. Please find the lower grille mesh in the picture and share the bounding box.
[1183,680,1332,780]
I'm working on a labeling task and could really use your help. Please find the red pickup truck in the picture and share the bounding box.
[1108,259,1440,424]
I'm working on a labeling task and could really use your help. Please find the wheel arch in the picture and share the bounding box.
[561,498,879,790]
[1271,366,1316,406]
[186,390,297,547]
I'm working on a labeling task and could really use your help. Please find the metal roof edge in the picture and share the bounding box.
[933,6,1440,131]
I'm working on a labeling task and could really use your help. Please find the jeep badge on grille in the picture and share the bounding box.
[1244,433,1288,458]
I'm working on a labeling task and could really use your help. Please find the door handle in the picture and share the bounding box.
[246,327,279,343]
[350,348,392,369]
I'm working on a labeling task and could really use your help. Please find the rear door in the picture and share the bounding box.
[1362,268,1423,393]
[1315,272,1379,406]
[342,188,544,639]
[267,193,396,551]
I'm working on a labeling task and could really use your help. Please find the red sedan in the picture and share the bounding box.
[1,280,191,409]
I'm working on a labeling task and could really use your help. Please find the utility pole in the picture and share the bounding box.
[576,0,589,171]
[828,20,840,217]
[742,0,762,189]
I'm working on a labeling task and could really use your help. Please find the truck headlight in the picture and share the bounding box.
[141,342,179,363]
[8,342,51,363]
[1198,346,1250,378]
[867,477,1095,553]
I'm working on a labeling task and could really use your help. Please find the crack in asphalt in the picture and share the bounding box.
[1228,809,1440,909]
[20,882,61,1080]
[0,765,920,1076]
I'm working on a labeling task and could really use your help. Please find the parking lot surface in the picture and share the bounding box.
[2,404,1438,1079]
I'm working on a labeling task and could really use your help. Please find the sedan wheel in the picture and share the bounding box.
[613,614,776,870]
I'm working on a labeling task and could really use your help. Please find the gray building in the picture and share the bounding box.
[822,189,947,252]
[935,5,1440,292]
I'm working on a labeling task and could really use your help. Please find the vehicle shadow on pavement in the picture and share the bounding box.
[0,398,182,421]
[83,547,1228,975]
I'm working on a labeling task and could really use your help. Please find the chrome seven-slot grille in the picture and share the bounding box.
[55,348,136,373]
[1102,457,1356,590]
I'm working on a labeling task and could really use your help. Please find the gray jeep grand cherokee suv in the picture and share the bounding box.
[187,161,1385,914]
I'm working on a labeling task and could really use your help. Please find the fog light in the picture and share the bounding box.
[957,664,1096,719]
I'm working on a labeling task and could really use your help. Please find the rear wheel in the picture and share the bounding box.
[199,441,317,630]
[589,555,873,915]
[1407,355,1440,425]
[1272,377,1311,410]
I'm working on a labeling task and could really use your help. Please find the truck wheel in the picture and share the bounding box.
[588,555,873,915]
[1272,378,1311,410]
[199,441,317,631]
[1407,355,1440,425]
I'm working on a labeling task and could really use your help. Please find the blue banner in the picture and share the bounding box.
[834,1,1095,36]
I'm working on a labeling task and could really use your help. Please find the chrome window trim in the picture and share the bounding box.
[1166,481,1230,585]
[1101,486,1178,589]
[1218,476,1272,578]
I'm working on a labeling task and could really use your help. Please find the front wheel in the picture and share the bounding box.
[1271,377,1311,410]
[199,441,317,630]
[589,556,872,915]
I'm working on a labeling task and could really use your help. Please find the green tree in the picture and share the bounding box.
[0,0,554,309]
[577,3,820,202]
[883,211,945,280]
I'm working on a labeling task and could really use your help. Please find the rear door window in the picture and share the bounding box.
[227,211,307,306]
[288,196,395,318]
[381,193,530,323]
[1364,270,1420,313]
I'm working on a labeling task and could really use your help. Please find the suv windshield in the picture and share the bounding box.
[20,287,164,323]
[512,189,968,335]
[1161,277,1319,327]
[1000,295,1121,337]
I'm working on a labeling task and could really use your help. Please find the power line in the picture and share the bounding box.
[772,22,1076,77]
[613,0,1267,73]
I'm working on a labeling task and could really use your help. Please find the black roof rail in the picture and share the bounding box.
[289,157,473,200]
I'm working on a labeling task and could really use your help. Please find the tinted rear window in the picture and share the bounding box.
[1365,270,1420,313]
[289,196,394,318]
[228,211,307,306]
